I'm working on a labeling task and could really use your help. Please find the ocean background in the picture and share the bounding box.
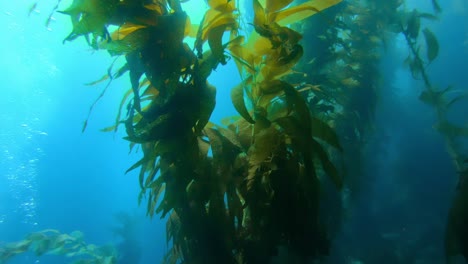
[0,0,467,263]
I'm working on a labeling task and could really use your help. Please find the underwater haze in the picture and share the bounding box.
[0,0,467,263]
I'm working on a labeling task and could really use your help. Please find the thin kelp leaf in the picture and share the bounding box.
[82,76,115,133]
[85,74,109,86]
[194,83,217,134]
[59,0,118,45]
[445,176,468,262]
[227,36,258,74]
[311,139,342,189]
[423,28,439,63]
[260,44,304,80]
[406,10,421,39]
[311,116,342,151]
[105,28,149,55]
[407,56,422,79]
[265,0,293,13]
[270,0,342,26]
[195,8,237,55]
[208,25,230,65]
[209,126,243,151]
[205,128,224,159]
[247,126,281,191]
[166,211,181,245]
[231,77,255,124]
[419,85,452,107]
[226,185,243,230]
[253,0,266,27]
[145,163,161,188]
[418,13,438,21]
[208,0,236,12]
[110,23,147,40]
[85,57,124,86]
[125,157,145,178]
[446,93,468,109]
[107,88,133,133]
[434,121,468,138]
[432,0,442,13]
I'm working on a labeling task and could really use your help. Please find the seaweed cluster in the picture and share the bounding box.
[15,0,468,263]
[396,4,468,262]
[52,0,345,263]
[0,229,117,264]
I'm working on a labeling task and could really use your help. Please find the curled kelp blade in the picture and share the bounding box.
[422,28,439,63]
[270,0,342,26]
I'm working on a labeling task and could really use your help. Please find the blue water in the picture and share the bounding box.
[0,0,467,263]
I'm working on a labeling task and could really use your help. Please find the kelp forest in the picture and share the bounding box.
[1,0,467,263]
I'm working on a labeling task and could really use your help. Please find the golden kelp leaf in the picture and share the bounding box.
[143,3,165,15]
[105,28,148,55]
[226,36,256,74]
[60,0,118,43]
[215,125,243,149]
[260,44,303,81]
[166,211,181,244]
[200,9,237,41]
[282,26,303,45]
[184,15,192,37]
[247,126,281,190]
[156,186,175,218]
[197,137,210,157]
[208,0,236,12]
[273,80,310,129]
[194,82,216,133]
[423,28,439,62]
[188,23,199,38]
[253,0,266,26]
[111,23,147,40]
[148,178,165,210]
[259,80,284,94]
[208,25,230,64]
[231,77,255,124]
[270,0,342,26]
[311,139,342,189]
[205,128,224,159]
[60,0,117,15]
[311,116,342,151]
[125,157,145,175]
[265,0,293,13]
[145,164,161,188]
[341,77,360,87]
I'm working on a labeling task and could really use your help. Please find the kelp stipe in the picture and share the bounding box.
[397,3,468,262]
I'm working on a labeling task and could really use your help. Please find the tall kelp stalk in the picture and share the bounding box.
[291,0,466,261]
[46,0,344,263]
[291,2,407,261]
[397,2,468,262]
[296,0,402,206]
